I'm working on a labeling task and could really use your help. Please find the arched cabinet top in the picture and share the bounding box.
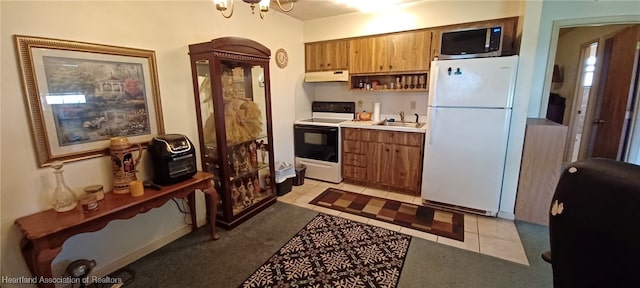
[188,37,271,60]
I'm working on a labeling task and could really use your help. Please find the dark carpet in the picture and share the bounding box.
[310,188,464,241]
[122,202,553,288]
[240,213,411,288]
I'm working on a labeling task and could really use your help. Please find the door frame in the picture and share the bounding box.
[541,16,640,164]
[563,39,601,164]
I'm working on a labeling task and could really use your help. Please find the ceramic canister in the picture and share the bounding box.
[110,136,142,194]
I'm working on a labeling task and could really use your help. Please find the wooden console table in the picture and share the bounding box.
[14,171,219,288]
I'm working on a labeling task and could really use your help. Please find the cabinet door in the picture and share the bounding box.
[305,40,350,72]
[305,42,325,72]
[431,29,442,61]
[367,142,383,183]
[391,145,422,192]
[499,17,518,56]
[372,133,423,193]
[377,143,395,185]
[349,37,388,74]
[325,39,349,71]
[388,30,432,72]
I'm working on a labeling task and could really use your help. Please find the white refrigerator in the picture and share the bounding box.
[421,56,518,215]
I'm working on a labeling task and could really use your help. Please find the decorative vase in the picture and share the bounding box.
[109,137,142,194]
[50,161,78,212]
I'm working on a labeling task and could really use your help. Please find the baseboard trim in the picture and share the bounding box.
[498,211,515,220]
[88,224,193,282]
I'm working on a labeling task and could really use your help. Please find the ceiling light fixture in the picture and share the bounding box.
[214,0,295,19]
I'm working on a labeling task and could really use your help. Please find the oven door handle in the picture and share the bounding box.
[294,125,338,132]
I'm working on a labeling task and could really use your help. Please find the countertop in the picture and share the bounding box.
[340,119,427,133]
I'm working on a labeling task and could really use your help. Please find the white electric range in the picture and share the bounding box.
[294,101,355,183]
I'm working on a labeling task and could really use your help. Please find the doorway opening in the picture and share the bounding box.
[567,41,598,163]
[550,24,640,166]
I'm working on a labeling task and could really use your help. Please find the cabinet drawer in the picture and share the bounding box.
[343,128,376,141]
[403,133,425,146]
[375,131,424,146]
[343,140,367,154]
[343,153,367,167]
[343,165,368,180]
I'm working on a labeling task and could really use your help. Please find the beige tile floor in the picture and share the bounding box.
[277,179,530,266]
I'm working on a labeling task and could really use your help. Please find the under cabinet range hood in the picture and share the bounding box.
[304,70,349,82]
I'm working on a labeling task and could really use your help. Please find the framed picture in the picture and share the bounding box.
[15,35,164,167]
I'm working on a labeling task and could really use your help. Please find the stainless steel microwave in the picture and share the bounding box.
[439,26,503,60]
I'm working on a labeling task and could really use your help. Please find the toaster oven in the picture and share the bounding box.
[148,134,197,185]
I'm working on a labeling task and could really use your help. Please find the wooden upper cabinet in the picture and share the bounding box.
[308,17,519,75]
[388,30,431,72]
[349,36,385,74]
[350,31,431,74]
[304,39,349,72]
[430,29,442,61]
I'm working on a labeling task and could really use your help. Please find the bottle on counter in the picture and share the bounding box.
[50,161,78,212]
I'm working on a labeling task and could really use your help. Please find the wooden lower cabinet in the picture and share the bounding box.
[342,128,424,195]
[515,118,568,225]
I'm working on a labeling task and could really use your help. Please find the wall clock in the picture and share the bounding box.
[275,48,288,69]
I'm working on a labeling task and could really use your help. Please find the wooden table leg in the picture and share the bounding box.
[203,187,220,240]
[21,238,61,288]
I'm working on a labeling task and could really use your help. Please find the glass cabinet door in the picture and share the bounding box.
[219,60,273,216]
[195,60,221,183]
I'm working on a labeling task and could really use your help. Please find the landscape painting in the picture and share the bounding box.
[15,35,164,166]
[43,56,151,146]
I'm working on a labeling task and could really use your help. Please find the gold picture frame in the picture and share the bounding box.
[15,35,164,167]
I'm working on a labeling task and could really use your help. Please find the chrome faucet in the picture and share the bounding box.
[399,111,405,122]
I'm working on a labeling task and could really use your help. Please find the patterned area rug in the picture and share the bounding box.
[240,213,411,288]
[310,188,465,241]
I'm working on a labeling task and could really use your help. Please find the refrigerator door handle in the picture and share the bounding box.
[430,65,439,106]
[429,108,436,145]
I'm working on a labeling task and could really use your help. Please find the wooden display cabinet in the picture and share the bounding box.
[188,37,277,229]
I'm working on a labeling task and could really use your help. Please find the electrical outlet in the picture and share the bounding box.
[357,100,363,108]
[410,101,416,109]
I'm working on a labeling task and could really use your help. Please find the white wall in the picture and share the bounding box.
[0,0,304,283]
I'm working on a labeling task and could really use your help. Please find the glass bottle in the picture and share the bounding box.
[50,161,77,212]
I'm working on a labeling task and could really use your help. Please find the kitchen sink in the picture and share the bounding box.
[377,121,425,128]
